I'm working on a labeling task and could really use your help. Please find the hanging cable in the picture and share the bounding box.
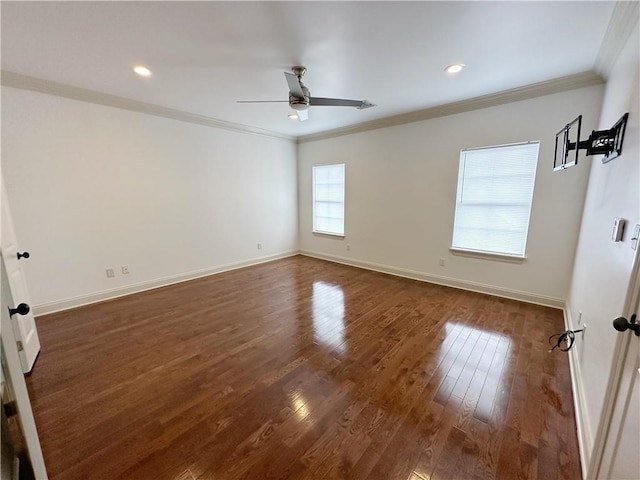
[548,329,583,352]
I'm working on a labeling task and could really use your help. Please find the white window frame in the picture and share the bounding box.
[451,141,539,260]
[312,163,345,237]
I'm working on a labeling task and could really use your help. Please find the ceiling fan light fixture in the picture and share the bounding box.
[445,63,465,74]
[133,65,152,77]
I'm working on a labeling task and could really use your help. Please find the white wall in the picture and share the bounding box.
[298,85,604,306]
[566,25,639,462]
[1,87,298,311]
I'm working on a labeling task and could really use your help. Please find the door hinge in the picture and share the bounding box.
[16,341,23,351]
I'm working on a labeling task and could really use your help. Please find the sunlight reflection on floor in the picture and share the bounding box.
[312,281,346,354]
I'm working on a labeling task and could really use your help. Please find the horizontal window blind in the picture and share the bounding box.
[452,142,539,257]
[313,164,345,236]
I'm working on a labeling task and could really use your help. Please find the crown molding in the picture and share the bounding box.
[1,71,296,143]
[594,1,640,78]
[297,71,605,144]
[2,70,605,146]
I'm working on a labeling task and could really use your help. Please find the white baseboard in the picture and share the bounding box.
[33,251,299,316]
[300,249,565,309]
[563,307,592,480]
[35,248,565,313]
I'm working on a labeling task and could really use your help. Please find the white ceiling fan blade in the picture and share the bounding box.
[284,72,306,99]
[238,67,374,123]
[309,97,376,109]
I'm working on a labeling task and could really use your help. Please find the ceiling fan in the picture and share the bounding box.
[237,66,375,121]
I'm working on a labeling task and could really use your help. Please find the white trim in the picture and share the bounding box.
[33,251,298,316]
[1,257,48,479]
[594,2,640,78]
[1,71,296,143]
[1,70,604,145]
[563,307,593,480]
[0,316,48,479]
[297,71,604,144]
[449,248,526,264]
[312,163,346,237]
[300,249,564,309]
[461,140,540,153]
[312,232,345,239]
[34,248,566,316]
[588,242,640,479]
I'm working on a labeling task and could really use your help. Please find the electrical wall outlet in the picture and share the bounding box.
[121,265,130,274]
[439,258,446,267]
[257,243,262,250]
[346,244,351,251]
[105,268,115,278]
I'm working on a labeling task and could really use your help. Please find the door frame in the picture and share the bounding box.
[587,243,640,479]
[1,254,48,478]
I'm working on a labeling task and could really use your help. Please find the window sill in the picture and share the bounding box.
[449,248,526,264]
[313,231,345,239]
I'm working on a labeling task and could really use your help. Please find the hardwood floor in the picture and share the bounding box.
[26,255,582,479]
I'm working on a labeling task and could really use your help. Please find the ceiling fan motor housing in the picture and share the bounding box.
[290,83,310,111]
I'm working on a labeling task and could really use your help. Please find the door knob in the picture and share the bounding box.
[8,303,30,318]
[612,314,639,336]
[17,251,30,260]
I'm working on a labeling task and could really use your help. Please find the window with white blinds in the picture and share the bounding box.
[452,142,539,257]
[313,163,345,236]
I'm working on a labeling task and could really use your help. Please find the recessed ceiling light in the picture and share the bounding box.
[445,63,465,74]
[288,113,299,120]
[133,65,152,77]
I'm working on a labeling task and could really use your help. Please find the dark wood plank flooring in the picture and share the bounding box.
[26,255,582,479]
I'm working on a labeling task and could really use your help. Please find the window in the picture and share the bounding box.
[451,142,539,258]
[313,163,345,236]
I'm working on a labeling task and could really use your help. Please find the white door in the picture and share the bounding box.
[1,254,48,478]
[1,184,40,372]
[592,254,640,479]
[601,338,639,479]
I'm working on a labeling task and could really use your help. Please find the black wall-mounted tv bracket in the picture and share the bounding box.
[567,112,629,163]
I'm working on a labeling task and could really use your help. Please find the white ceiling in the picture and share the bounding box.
[1,1,615,138]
